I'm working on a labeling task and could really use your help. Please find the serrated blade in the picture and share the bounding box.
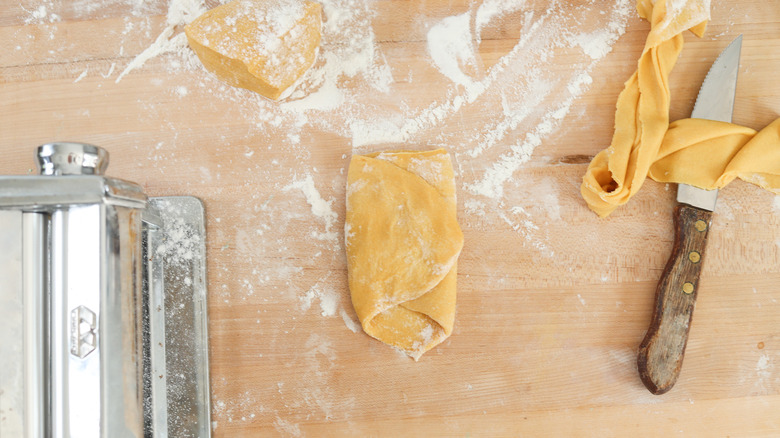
[677,35,742,211]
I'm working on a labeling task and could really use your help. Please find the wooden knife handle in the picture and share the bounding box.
[637,204,712,395]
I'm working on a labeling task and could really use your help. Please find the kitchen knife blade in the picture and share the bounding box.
[637,35,742,395]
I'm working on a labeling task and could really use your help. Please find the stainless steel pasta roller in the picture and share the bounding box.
[0,142,211,437]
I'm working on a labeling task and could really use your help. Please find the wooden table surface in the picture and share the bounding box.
[2,0,780,436]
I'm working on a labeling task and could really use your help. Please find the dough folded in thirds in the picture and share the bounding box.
[345,149,463,360]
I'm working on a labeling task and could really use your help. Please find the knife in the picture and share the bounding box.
[637,35,743,395]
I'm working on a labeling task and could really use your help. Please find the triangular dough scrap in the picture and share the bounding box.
[346,149,463,360]
[185,0,321,100]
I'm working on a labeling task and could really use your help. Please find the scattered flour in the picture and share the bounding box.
[23,2,61,24]
[107,0,634,213]
[426,12,482,95]
[464,199,487,217]
[73,67,88,83]
[340,309,361,333]
[756,353,772,375]
[751,352,775,394]
[273,417,302,437]
[301,277,359,334]
[101,62,116,78]
[475,0,527,38]
[115,0,204,83]
[300,281,339,317]
[115,29,189,83]
[155,212,201,266]
[284,174,339,244]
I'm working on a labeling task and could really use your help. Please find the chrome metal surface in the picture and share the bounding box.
[49,204,147,437]
[0,176,147,209]
[0,211,24,436]
[37,142,109,176]
[690,35,742,122]
[101,205,146,437]
[23,212,48,437]
[0,144,210,438]
[149,197,211,438]
[143,216,168,437]
[678,35,742,211]
[677,184,718,211]
[50,209,69,437]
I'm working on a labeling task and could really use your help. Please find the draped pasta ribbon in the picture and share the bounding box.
[581,0,780,217]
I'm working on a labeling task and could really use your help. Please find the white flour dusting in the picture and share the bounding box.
[749,352,775,394]
[339,309,361,333]
[73,68,88,83]
[155,213,200,265]
[106,0,633,206]
[757,353,772,375]
[475,0,527,38]
[284,174,339,245]
[273,417,302,437]
[115,0,204,83]
[301,276,359,333]
[116,28,189,83]
[464,199,487,218]
[282,0,393,111]
[300,280,339,317]
[426,12,482,95]
[23,2,61,24]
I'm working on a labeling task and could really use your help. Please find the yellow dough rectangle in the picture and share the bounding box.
[345,149,464,360]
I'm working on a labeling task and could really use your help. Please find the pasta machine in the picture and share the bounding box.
[0,143,211,437]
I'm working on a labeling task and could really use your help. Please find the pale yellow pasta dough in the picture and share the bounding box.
[346,149,464,360]
[581,0,780,216]
[185,0,321,100]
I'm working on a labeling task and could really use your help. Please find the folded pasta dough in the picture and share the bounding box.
[345,149,464,360]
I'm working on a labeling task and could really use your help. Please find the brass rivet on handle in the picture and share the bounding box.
[688,251,701,263]
[694,220,708,232]
[682,282,695,294]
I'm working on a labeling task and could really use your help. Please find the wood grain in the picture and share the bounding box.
[638,204,712,395]
[1,0,779,436]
